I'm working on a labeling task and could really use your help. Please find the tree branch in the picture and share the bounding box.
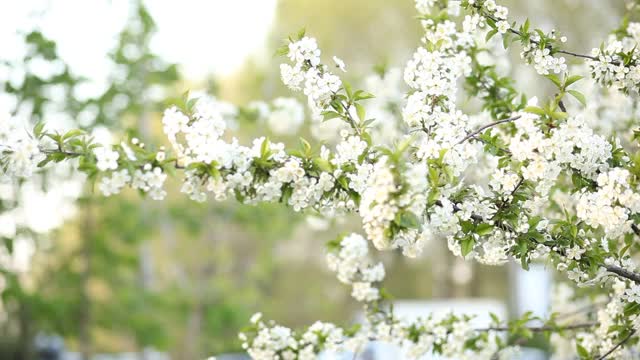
[605,265,640,284]
[435,199,640,285]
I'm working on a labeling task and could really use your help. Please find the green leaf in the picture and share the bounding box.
[575,344,590,359]
[354,90,375,101]
[502,32,511,50]
[485,29,498,42]
[296,28,306,40]
[523,18,530,33]
[321,110,342,122]
[260,138,270,158]
[314,158,333,172]
[355,103,366,121]
[275,44,289,57]
[545,74,562,88]
[343,82,353,100]
[337,176,349,190]
[476,223,494,236]
[37,158,51,168]
[395,211,420,229]
[489,312,500,325]
[564,75,583,87]
[33,121,45,138]
[299,137,311,154]
[62,129,85,140]
[524,106,545,116]
[460,237,475,257]
[551,111,568,119]
[568,90,586,106]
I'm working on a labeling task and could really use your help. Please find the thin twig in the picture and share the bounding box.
[480,10,613,64]
[456,115,521,145]
[553,301,607,321]
[39,147,84,157]
[476,321,597,333]
[597,330,636,360]
[435,199,484,222]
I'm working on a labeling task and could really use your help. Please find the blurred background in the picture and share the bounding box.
[0,0,630,359]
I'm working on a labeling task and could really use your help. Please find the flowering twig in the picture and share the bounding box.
[478,7,616,64]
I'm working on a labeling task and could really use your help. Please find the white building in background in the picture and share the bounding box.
[511,263,552,320]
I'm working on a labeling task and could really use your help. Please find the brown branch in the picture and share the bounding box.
[605,265,640,284]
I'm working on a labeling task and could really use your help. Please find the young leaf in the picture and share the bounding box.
[567,90,586,106]
[564,75,583,87]
[476,223,494,236]
[524,106,545,116]
[355,103,366,121]
[461,237,475,257]
[545,74,562,88]
[33,121,45,138]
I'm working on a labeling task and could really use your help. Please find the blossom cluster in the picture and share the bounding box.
[0,112,44,178]
[588,27,640,93]
[326,233,385,302]
[521,43,568,76]
[94,142,168,200]
[576,168,640,238]
[239,307,519,360]
[280,36,343,120]
[549,282,638,359]
[168,103,362,217]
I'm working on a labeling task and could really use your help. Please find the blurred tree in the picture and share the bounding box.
[1,2,312,359]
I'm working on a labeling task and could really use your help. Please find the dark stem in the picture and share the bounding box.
[605,265,640,284]
[40,147,84,157]
[456,115,521,145]
[477,321,597,333]
[480,9,618,65]
[597,330,636,360]
[435,199,484,222]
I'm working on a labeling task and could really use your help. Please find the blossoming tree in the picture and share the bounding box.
[5,0,640,358]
